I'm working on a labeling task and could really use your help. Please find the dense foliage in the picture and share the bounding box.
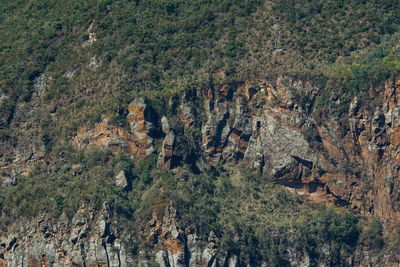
[2,0,400,121]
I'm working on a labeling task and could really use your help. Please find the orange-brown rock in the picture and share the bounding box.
[73,98,154,158]
[73,116,149,157]
[307,78,400,227]
[146,207,185,255]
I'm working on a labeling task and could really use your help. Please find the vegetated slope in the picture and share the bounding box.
[1,0,399,121]
[1,0,400,266]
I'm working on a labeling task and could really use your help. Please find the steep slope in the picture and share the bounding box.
[1,0,400,266]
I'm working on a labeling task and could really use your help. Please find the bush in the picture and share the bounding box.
[303,205,360,265]
[360,218,385,250]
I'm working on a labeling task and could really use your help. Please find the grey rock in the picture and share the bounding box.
[158,116,175,169]
[187,234,203,266]
[1,175,16,188]
[70,163,82,176]
[155,250,170,267]
[244,112,314,177]
[115,170,129,189]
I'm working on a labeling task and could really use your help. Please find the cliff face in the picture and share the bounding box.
[1,76,400,266]
[194,77,400,229]
[73,76,397,225]
[0,205,300,267]
[0,205,390,267]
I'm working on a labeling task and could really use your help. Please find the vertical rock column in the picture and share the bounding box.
[127,97,154,157]
[157,116,175,169]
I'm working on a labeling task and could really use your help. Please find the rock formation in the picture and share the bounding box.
[73,98,154,158]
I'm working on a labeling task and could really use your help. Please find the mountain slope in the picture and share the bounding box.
[1,0,400,266]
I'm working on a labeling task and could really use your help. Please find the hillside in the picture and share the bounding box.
[1,0,400,266]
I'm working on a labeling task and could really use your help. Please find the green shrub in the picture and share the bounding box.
[82,147,112,168]
[360,218,385,250]
[134,155,158,185]
[302,205,360,265]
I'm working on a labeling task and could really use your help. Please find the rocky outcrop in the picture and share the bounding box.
[191,77,400,230]
[0,172,16,189]
[69,77,400,228]
[126,97,155,154]
[157,116,175,169]
[0,205,312,267]
[115,170,129,190]
[0,203,134,267]
[73,98,154,158]
[194,78,317,175]
[0,205,210,266]
[2,203,396,267]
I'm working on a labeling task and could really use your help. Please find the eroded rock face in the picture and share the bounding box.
[73,98,154,158]
[0,201,397,267]
[0,206,262,267]
[127,97,155,152]
[157,116,175,169]
[181,77,400,229]
[0,203,134,267]
[69,77,400,228]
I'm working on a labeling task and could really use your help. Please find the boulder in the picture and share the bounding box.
[115,170,129,190]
